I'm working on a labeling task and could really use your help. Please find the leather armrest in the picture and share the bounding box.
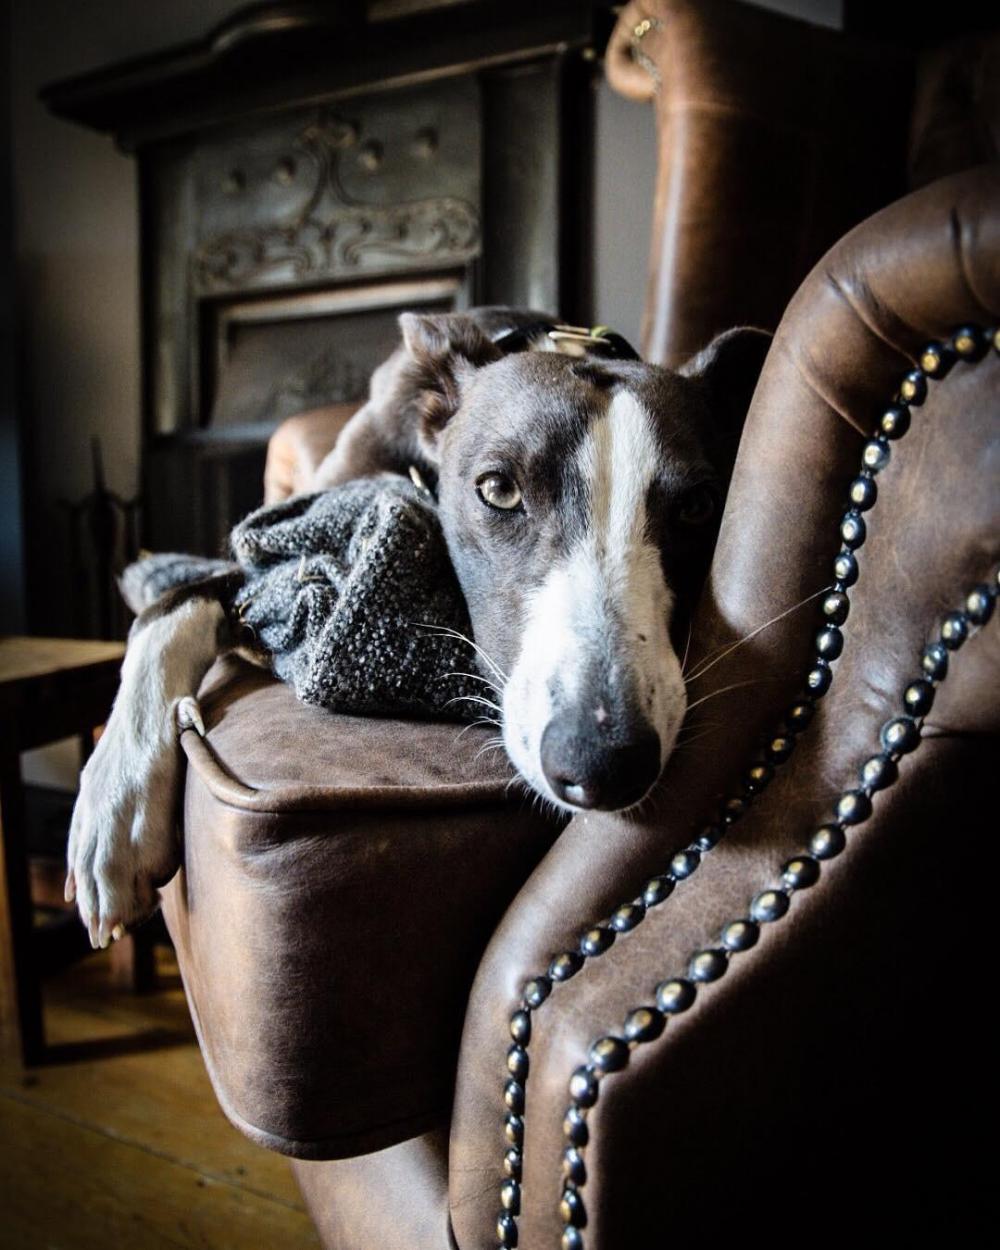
[161,656,561,1160]
[605,0,914,365]
[449,167,1000,1245]
[263,403,360,503]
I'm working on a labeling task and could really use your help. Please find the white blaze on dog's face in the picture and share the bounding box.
[401,314,770,813]
[501,388,682,810]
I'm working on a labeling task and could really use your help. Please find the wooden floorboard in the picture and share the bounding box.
[0,946,321,1249]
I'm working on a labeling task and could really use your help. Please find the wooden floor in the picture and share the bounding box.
[0,946,321,1250]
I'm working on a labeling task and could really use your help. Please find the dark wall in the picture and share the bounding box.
[10,0,241,638]
[0,0,25,634]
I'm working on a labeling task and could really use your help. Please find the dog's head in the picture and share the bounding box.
[400,312,771,813]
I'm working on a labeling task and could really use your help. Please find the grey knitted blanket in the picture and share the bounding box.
[121,479,487,722]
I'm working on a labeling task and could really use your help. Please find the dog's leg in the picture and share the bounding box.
[67,581,236,948]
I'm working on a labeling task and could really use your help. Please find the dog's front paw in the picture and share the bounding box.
[66,724,181,949]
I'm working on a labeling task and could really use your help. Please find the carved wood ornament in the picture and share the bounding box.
[194,111,481,291]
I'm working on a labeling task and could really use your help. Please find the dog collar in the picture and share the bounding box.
[492,320,641,361]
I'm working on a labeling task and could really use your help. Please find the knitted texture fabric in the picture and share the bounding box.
[121,479,486,722]
[119,552,236,614]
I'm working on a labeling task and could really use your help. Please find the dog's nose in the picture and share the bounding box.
[540,716,662,811]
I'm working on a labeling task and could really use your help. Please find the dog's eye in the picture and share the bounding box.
[676,484,718,527]
[476,472,523,512]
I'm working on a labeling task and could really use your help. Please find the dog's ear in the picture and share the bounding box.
[680,326,772,432]
[399,312,503,460]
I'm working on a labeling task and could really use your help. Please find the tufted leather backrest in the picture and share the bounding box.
[263,402,359,504]
[449,164,1000,1247]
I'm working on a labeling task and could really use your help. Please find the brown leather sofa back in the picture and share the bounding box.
[263,403,359,504]
[449,164,999,1247]
[606,0,915,366]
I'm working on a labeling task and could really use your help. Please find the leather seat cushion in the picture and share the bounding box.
[263,403,358,504]
[161,655,560,1159]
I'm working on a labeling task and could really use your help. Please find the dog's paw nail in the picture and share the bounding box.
[176,695,206,737]
[64,873,76,903]
[111,923,125,942]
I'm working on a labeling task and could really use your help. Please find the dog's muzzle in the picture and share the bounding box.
[540,712,661,811]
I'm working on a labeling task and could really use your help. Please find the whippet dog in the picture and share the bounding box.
[66,308,770,948]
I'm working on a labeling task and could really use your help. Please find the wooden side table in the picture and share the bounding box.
[0,636,125,1069]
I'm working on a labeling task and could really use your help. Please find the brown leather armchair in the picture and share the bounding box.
[161,4,999,1246]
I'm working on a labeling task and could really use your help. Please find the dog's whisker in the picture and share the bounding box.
[454,717,501,743]
[679,617,694,678]
[505,774,539,806]
[616,799,638,826]
[474,738,508,762]
[414,622,509,685]
[523,784,574,825]
[684,679,767,714]
[648,786,668,817]
[623,779,664,824]
[672,723,725,751]
[442,670,505,696]
[684,586,828,684]
[676,718,724,739]
[444,693,503,714]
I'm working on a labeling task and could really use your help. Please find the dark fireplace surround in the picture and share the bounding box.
[45,0,614,559]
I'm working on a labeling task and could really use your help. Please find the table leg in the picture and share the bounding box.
[0,740,44,1071]
[110,932,157,993]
